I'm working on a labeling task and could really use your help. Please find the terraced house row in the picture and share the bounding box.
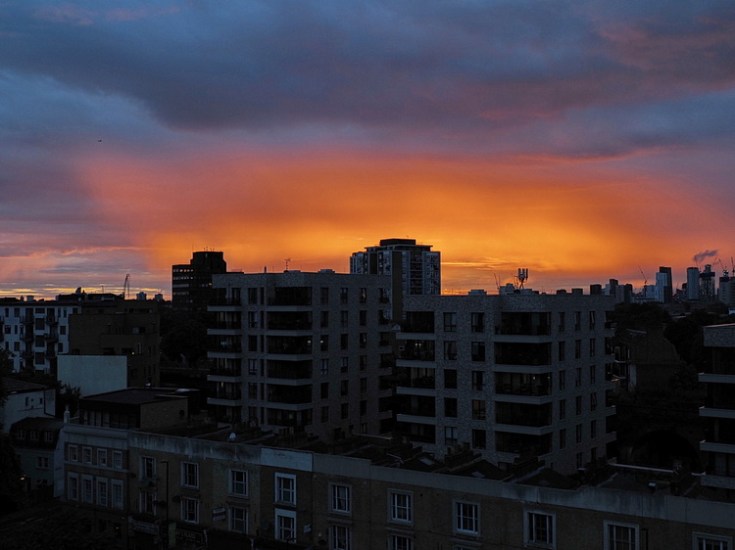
[61,407,734,550]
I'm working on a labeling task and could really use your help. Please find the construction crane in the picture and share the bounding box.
[638,266,648,299]
[122,274,130,299]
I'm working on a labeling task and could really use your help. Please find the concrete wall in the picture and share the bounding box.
[58,355,128,396]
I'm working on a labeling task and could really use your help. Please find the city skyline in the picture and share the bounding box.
[2,1,734,298]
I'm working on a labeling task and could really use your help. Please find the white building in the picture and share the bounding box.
[0,298,78,373]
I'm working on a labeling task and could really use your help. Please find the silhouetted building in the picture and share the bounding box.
[207,270,395,439]
[657,266,673,303]
[350,238,440,320]
[69,299,162,387]
[172,251,228,316]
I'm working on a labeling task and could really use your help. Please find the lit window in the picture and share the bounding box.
[526,511,555,548]
[454,501,479,535]
[331,484,351,514]
[275,473,296,505]
[604,521,638,550]
[389,491,412,523]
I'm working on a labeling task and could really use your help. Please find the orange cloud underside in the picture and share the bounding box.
[75,148,718,292]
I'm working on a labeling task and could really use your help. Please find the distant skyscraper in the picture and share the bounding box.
[351,238,440,320]
[172,251,227,316]
[656,266,673,303]
[686,267,700,301]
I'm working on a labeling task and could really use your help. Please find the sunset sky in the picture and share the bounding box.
[2,1,734,299]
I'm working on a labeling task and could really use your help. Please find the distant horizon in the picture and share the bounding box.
[1,242,728,302]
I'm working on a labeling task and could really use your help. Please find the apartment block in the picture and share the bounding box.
[63,427,735,550]
[172,250,228,316]
[0,297,78,373]
[701,323,735,492]
[395,288,617,475]
[207,270,395,440]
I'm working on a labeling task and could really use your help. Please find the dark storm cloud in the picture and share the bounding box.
[1,0,733,156]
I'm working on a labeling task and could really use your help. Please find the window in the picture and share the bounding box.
[82,476,94,504]
[445,398,457,417]
[67,473,79,501]
[444,340,458,360]
[111,480,124,509]
[575,366,582,387]
[112,450,123,469]
[275,509,296,542]
[559,399,566,420]
[341,356,349,372]
[590,392,598,411]
[558,370,566,391]
[330,524,352,550]
[591,420,597,439]
[526,511,555,548]
[248,358,258,375]
[181,497,199,524]
[331,484,351,514]
[471,312,484,332]
[82,446,92,464]
[576,395,583,415]
[321,359,329,375]
[471,341,485,361]
[276,473,296,505]
[444,312,457,332]
[97,449,108,467]
[472,399,486,420]
[139,490,156,515]
[590,338,596,357]
[230,469,248,496]
[576,424,583,443]
[694,533,732,550]
[36,456,49,469]
[181,462,199,488]
[604,521,638,550]
[389,491,412,524]
[97,479,108,507]
[230,506,247,533]
[472,429,486,449]
[389,534,413,550]
[454,501,479,535]
[140,456,155,479]
[445,426,458,446]
[444,369,457,389]
[559,429,566,449]
[471,370,484,391]
[558,341,566,361]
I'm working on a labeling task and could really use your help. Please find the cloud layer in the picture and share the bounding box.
[1,1,734,296]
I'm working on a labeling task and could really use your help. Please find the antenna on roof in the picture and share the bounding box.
[517,268,529,289]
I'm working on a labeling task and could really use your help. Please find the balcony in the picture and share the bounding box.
[266,360,312,380]
[495,402,552,428]
[495,373,551,397]
[494,342,551,367]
